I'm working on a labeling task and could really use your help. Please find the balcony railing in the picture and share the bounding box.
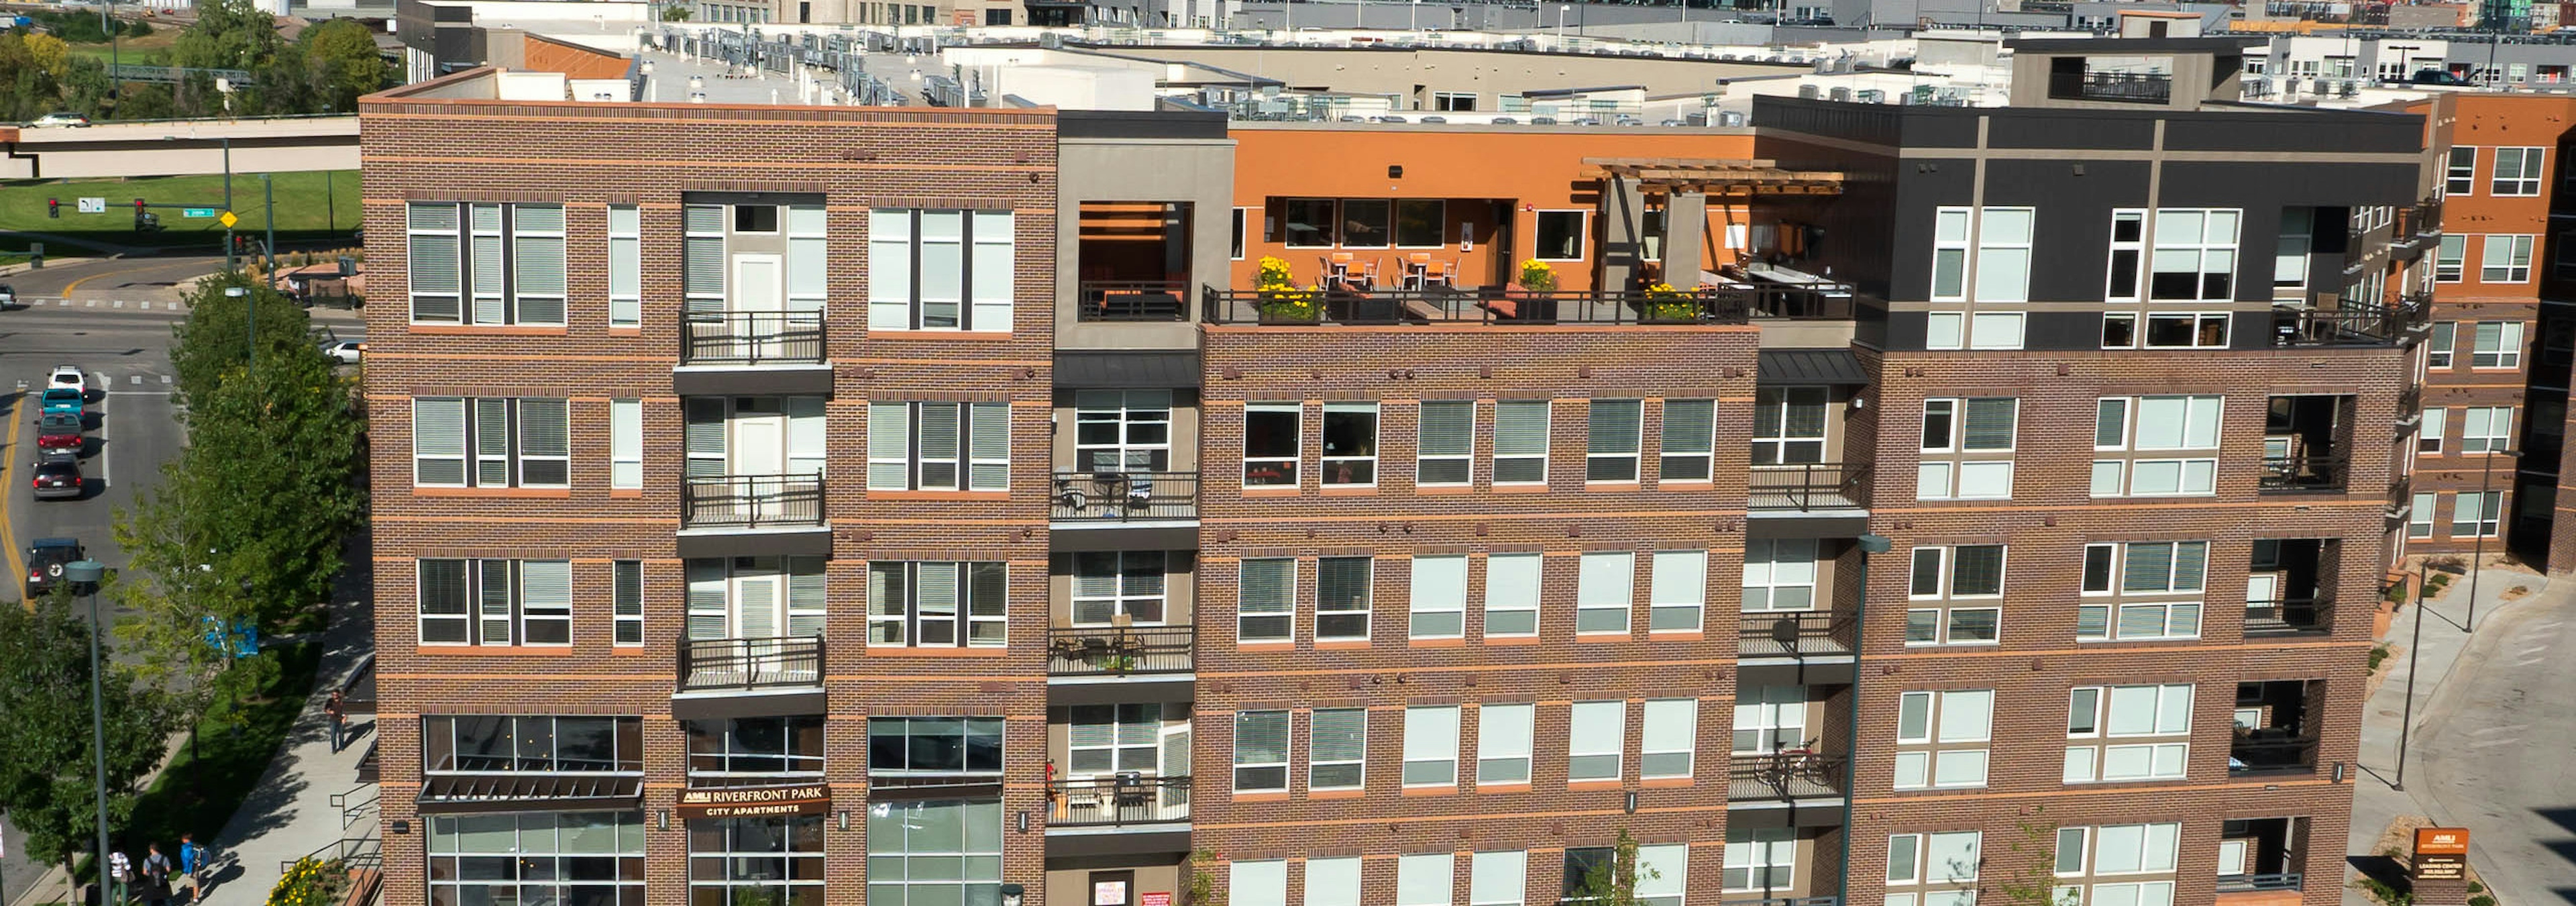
[1051,470,1198,521]
[1738,611,1856,658]
[2049,70,2174,103]
[678,636,823,692]
[1079,281,1191,321]
[682,311,826,365]
[1045,775,1191,827]
[682,473,824,530]
[2229,736,2320,774]
[2216,873,2304,894]
[1046,625,1195,677]
[2259,454,2349,492]
[2271,299,2424,348]
[1727,752,1848,801]
[1749,462,1870,511]
[1201,284,1851,328]
[2245,598,2334,636]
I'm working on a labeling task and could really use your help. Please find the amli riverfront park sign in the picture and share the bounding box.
[676,783,830,819]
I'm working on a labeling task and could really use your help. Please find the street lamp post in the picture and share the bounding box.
[64,560,108,906]
[260,174,275,281]
[2462,448,2521,632]
[1837,534,1892,902]
[2394,561,2426,791]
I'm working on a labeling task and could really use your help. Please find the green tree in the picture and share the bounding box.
[1567,830,1661,906]
[0,591,172,877]
[174,348,366,627]
[123,18,154,39]
[23,32,68,81]
[168,273,314,401]
[1992,808,2080,906]
[661,4,695,20]
[170,0,278,74]
[299,19,384,112]
[111,459,268,725]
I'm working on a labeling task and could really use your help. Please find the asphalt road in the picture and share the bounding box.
[2410,585,2576,903]
[8,254,227,302]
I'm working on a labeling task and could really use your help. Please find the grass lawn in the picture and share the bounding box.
[0,171,360,255]
[63,30,179,67]
[115,642,327,878]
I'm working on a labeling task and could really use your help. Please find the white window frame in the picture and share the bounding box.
[2436,234,2467,283]
[1468,851,1526,906]
[415,558,572,647]
[1648,550,1706,632]
[1894,689,1992,790]
[2446,146,2479,196]
[1409,555,1468,640]
[1417,399,1476,487]
[407,202,463,323]
[1483,553,1542,638]
[1724,828,1796,892]
[1908,545,2006,600]
[1931,207,1971,302]
[607,205,641,327]
[1493,399,1551,485]
[1477,703,1534,785]
[2409,491,2437,539]
[610,399,642,490]
[865,560,1008,648]
[1586,399,1644,483]
[1534,209,1588,262]
[1316,556,1374,642]
[1917,397,2017,501]
[2461,406,2514,454]
[1888,831,1984,887]
[2481,234,2535,283]
[2428,321,2457,368]
[1397,854,1454,906]
[1320,401,1379,487]
[2091,396,2222,499]
[1576,551,1634,635]
[612,560,643,646]
[1733,685,1807,755]
[1403,705,1461,788]
[1659,399,1716,483]
[2147,208,2241,303]
[1741,538,1817,612]
[1307,707,1368,791]
[2472,321,2526,369]
[867,207,1015,332]
[1231,711,1289,793]
[1244,403,1301,489]
[2493,146,2544,196]
[2105,209,2146,303]
[866,401,1010,492]
[1903,604,2002,647]
[1238,558,1295,644]
[1927,311,1965,350]
[2452,490,2503,538]
[1232,862,1287,906]
[1640,698,1697,779]
[1970,311,2027,350]
[2061,685,2192,783]
[1974,207,2035,303]
[1567,700,1625,783]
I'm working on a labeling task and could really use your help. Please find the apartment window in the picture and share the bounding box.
[608,205,641,327]
[2482,235,2535,283]
[1711,829,1790,893]
[404,202,566,325]
[1478,703,1534,784]
[1232,862,1286,906]
[1976,207,2035,302]
[1065,704,1161,775]
[2428,321,2457,368]
[2063,685,2192,783]
[1230,208,1249,260]
[2106,209,2145,301]
[416,558,572,646]
[1887,831,1982,901]
[1232,710,1289,793]
[421,715,643,774]
[1567,701,1624,782]
[1968,311,2026,351]
[1410,555,1468,638]
[1660,399,1715,481]
[1397,199,1447,247]
[2092,396,2222,498]
[1305,858,1359,906]
[612,560,643,646]
[1904,545,2002,646]
[868,208,1013,331]
[1894,689,1992,789]
[1535,211,1587,261]
[1399,854,1454,906]
[865,561,1007,648]
[1732,685,1806,754]
[1927,311,1965,350]
[1493,399,1551,483]
[866,717,1003,778]
[1318,556,1373,640]
[866,401,1009,491]
[1341,200,1392,248]
[1918,397,2017,500]
[682,556,824,644]
[1641,698,1697,778]
[1073,390,1172,472]
[1245,403,1301,487]
[1403,705,1460,787]
[1320,403,1379,486]
[1238,558,1294,643]
[2446,146,2478,196]
[1483,554,1542,637]
[2493,147,2545,196]
[2473,321,2526,369]
[1418,400,1475,486]
[2412,406,2441,456]
[1587,399,1643,482]
[1741,539,1817,613]
[1470,852,1526,906]
[412,397,570,488]
[2076,542,2206,642]
[2435,235,2467,283]
[429,813,645,906]
[2150,209,2239,302]
[1576,552,1633,634]
[1648,550,1706,632]
[1071,551,1167,625]
[1308,707,1367,790]
[2409,492,2436,538]
[2453,491,2503,538]
[1931,207,1969,300]
[1752,387,1827,464]
[2462,406,2514,454]
[608,399,642,490]
[2055,822,2181,878]
[2272,207,2310,297]
[1635,846,1687,906]
[1283,199,1335,248]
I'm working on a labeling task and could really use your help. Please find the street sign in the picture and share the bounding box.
[181,207,217,219]
[75,197,103,214]
[217,211,239,228]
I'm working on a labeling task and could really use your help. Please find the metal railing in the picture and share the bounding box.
[682,311,826,366]
[678,636,824,692]
[2259,454,2349,492]
[329,785,380,829]
[2271,300,2422,348]
[1045,775,1191,827]
[1079,281,1191,321]
[1046,625,1195,676]
[1737,611,1856,658]
[282,836,382,874]
[1727,752,1848,801]
[2049,70,2174,103]
[2229,736,2320,774]
[682,474,824,529]
[2245,598,2334,635]
[1051,470,1198,521]
[2217,873,2304,893]
[1748,462,1870,511]
[1202,284,1853,327]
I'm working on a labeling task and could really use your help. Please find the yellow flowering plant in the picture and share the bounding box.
[1252,256,1321,321]
[1517,259,1557,291]
[267,856,350,906]
[1642,283,1699,321]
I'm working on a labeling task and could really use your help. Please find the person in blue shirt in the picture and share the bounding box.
[176,834,209,904]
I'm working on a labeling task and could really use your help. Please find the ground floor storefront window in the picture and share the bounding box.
[428,811,645,906]
[687,815,826,906]
[867,799,1004,906]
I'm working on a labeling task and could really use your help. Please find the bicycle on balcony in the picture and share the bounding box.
[1753,738,1833,791]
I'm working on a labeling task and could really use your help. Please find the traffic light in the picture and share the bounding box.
[133,198,144,213]
[46,198,56,219]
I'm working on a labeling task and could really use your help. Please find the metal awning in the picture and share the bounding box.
[1055,351,1201,389]
[1758,349,1869,386]
[1583,157,1845,196]
[417,774,645,814]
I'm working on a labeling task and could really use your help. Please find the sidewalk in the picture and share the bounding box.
[201,591,377,905]
[2343,556,2551,905]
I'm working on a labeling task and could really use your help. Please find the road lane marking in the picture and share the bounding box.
[2465,736,2525,750]
[1,397,22,603]
[2465,723,2529,736]
[111,300,123,309]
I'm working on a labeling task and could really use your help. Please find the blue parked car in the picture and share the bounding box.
[38,387,82,417]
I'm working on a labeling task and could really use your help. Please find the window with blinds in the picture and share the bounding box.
[867,561,1006,648]
[685,205,727,314]
[867,401,1010,491]
[1232,861,1287,906]
[1232,711,1289,792]
[1071,551,1167,625]
[1482,554,1542,637]
[610,399,642,490]
[1752,387,1828,465]
[2063,685,2192,783]
[1417,400,1474,486]
[1576,551,1633,634]
[1066,703,1160,775]
[868,208,1015,332]
[1919,397,2017,500]
[1567,701,1623,782]
[1469,851,1527,906]
[1237,558,1295,643]
[612,560,643,646]
[1659,399,1715,482]
[2092,395,2220,498]
[407,203,462,322]
[411,397,568,488]
[1648,550,1705,632]
[1401,705,1458,787]
[1640,698,1697,778]
[415,558,570,646]
[2076,542,2204,642]
[1307,707,1367,789]
[1409,555,1467,638]
[402,202,564,325]
[1476,703,1533,784]
[1493,399,1551,484]
[1585,399,1642,482]
[684,556,826,642]
[1316,556,1373,640]
[1397,854,1454,906]
[607,205,641,327]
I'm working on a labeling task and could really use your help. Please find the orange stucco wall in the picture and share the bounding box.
[2414,93,2576,302]
[525,34,633,81]
[1226,128,1765,292]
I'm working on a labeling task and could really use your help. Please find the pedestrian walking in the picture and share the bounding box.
[177,834,208,905]
[142,843,173,906]
[325,690,347,754]
[107,846,131,906]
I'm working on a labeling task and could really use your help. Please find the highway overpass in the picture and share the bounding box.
[0,115,359,180]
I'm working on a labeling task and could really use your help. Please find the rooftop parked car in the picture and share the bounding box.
[23,536,91,599]
[30,453,81,500]
[36,413,81,457]
[30,112,91,128]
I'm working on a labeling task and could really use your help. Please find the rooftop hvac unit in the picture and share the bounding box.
[1799,84,1821,99]
[1829,86,1851,101]
[1717,110,1748,125]
[1857,89,1884,103]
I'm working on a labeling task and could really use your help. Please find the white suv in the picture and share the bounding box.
[46,365,85,397]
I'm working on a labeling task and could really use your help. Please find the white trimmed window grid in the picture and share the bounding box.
[1244,403,1301,487]
[610,399,642,490]
[2435,234,2467,282]
[1587,399,1644,482]
[612,560,643,646]
[683,555,825,642]
[683,395,826,483]
[1576,551,1634,634]
[1418,399,1476,486]
[1320,402,1379,486]
[1317,556,1373,640]
[2092,395,2222,498]
[867,401,1009,491]
[1493,399,1551,484]
[1410,554,1468,639]
[2461,406,2514,454]
[2409,491,2437,539]
[1483,553,1542,637]
[1071,551,1167,625]
[404,201,566,326]
[1905,543,2002,646]
[1894,689,1992,789]
[1733,685,1807,754]
[1232,711,1289,793]
[412,397,570,489]
[1568,700,1625,782]
[2146,208,2239,302]
[1752,387,1827,465]
[1478,703,1535,785]
[1660,398,1716,481]
[1403,705,1460,787]
[2420,407,2447,455]
[2452,490,2503,538]
[1073,390,1172,472]
[1887,829,1983,906]
[2428,321,2457,368]
[1648,550,1707,632]
[2446,146,2478,196]
[416,558,572,646]
[2102,309,2230,350]
[2472,321,2525,368]
[2493,146,2545,195]
[1742,538,1817,612]
[1237,558,1295,643]
[2054,822,2182,906]
[2482,234,2536,283]
[1641,698,1697,779]
[1308,707,1367,791]
[2076,542,2206,642]
[868,208,1015,332]
[1065,703,1161,776]
[1917,397,2017,500]
[1725,828,1795,892]
[865,561,1006,648]
[2062,685,2192,783]
[605,205,641,327]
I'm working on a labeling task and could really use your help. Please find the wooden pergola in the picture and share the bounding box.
[1582,157,1846,197]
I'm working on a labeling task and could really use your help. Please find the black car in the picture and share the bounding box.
[24,536,89,599]
[30,453,80,500]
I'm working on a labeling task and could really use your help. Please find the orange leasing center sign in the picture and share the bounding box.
[2413,827,2470,880]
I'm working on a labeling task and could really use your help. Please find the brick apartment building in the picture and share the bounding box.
[360,33,2431,906]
